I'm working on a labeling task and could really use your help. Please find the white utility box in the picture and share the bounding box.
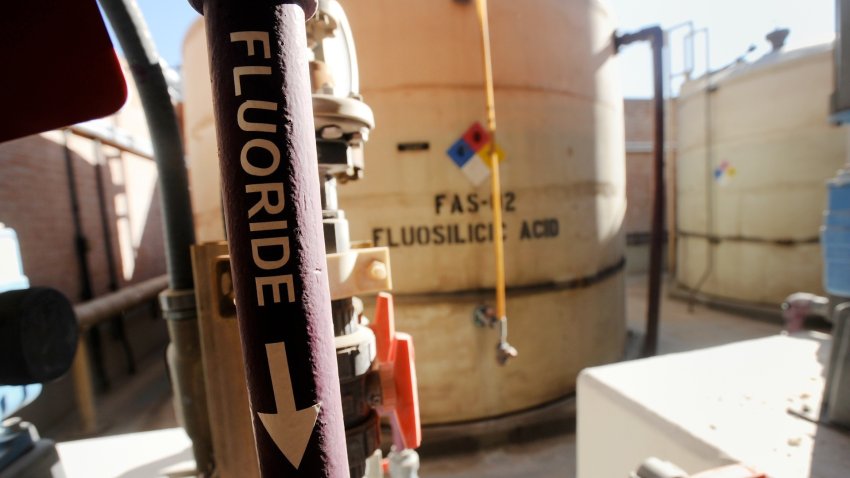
[578,334,850,477]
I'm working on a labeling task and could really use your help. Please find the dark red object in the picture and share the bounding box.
[192,0,347,476]
[0,1,126,143]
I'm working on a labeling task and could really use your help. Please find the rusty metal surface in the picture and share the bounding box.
[74,275,168,329]
[197,1,347,475]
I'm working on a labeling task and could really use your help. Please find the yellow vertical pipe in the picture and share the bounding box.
[474,0,507,321]
[71,337,97,434]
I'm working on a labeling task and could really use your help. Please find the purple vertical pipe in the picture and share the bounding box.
[188,0,348,475]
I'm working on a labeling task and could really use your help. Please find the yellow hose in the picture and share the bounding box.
[474,0,507,323]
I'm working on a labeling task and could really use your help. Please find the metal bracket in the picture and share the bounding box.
[326,247,392,300]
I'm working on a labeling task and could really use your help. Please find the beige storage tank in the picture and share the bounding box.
[183,0,627,426]
[675,43,846,306]
[182,19,221,245]
[336,0,626,424]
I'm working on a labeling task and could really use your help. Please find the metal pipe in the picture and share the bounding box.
[71,340,97,434]
[69,274,168,434]
[96,0,211,473]
[97,0,196,291]
[827,301,850,425]
[188,0,348,475]
[164,309,213,471]
[473,0,516,365]
[74,274,168,329]
[615,26,665,357]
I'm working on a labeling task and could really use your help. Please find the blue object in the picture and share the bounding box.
[0,424,36,471]
[823,173,850,297]
[446,138,474,168]
[0,385,42,420]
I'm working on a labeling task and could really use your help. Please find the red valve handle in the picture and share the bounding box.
[371,292,422,450]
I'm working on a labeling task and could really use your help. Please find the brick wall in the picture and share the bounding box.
[0,66,171,432]
[624,99,655,238]
[0,132,166,299]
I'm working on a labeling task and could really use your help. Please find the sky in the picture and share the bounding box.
[121,0,837,98]
[608,0,836,97]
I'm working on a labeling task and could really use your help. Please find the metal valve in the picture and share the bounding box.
[473,305,518,365]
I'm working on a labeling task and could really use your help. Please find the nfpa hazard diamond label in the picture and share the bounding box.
[446,122,504,186]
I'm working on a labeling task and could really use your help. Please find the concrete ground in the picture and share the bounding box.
[417,274,782,478]
[623,276,782,354]
[419,433,576,478]
[46,274,786,477]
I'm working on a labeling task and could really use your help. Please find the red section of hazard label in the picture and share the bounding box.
[462,122,490,152]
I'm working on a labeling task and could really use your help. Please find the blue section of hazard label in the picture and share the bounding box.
[447,138,475,167]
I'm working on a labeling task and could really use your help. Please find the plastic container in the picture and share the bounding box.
[0,225,29,293]
[823,172,850,297]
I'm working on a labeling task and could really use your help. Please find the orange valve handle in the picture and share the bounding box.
[370,293,422,450]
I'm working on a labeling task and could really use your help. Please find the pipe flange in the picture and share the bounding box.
[335,325,376,381]
[158,288,197,320]
[313,94,375,134]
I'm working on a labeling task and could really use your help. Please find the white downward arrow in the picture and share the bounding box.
[258,342,320,469]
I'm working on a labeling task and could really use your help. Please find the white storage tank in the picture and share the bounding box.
[675,42,846,306]
[183,0,627,425]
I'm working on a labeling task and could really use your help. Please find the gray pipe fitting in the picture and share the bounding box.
[187,0,318,19]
